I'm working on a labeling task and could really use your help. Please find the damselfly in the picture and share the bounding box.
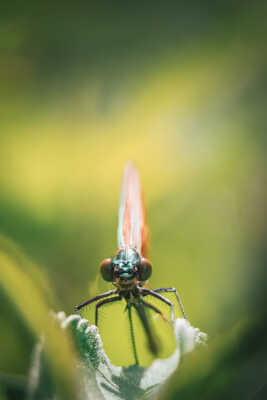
[76,163,186,366]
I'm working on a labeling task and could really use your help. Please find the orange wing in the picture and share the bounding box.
[117,162,148,257]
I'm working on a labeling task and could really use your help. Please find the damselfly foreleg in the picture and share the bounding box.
[75,289,118,313]
[138,287,175,322]
[153,287,186,319]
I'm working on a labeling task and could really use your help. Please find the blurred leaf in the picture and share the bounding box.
[0,372,27,399]
[0,236,77,400]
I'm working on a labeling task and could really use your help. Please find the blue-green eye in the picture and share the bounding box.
[100,258,114,282]
[138,258,152,281]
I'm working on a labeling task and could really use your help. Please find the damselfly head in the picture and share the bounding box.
[113,248,140,279]
[100,248,152,283]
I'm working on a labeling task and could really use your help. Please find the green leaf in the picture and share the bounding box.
[0,237,78,400]
[55,312,207,400]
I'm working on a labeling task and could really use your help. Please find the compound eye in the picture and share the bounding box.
[100,258,114,282]
[138,258,152,281]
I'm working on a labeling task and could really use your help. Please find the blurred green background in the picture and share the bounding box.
[0,1,266,399]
